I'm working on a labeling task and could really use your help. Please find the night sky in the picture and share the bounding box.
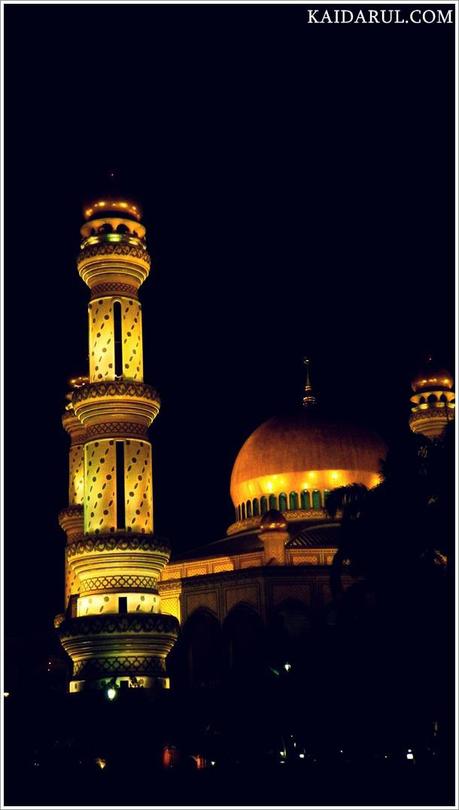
[5,5,455,658]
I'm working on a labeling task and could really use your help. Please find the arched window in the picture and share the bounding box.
[253,498,259,516]
[440,393,447,404]
[324,489,330,510]
[289,491,298,510]
[312,489,321,510]
[116,223,129,234]
[241,502,246,520]
[279,492,288,512]
[238,505,242,521]
[99,223,113,234]
[428,394,437,405]
[260,496,268,515]
[301,490,310,510]
[246,500,252,518]
[223,605,264,679]
[235,507,239,522]
[180,609,223,689]
[419,395,426,404]
[269,494,278,510]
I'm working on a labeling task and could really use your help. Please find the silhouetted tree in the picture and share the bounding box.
[325,424,454,743]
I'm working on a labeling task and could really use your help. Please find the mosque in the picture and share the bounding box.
[55,194,455,693]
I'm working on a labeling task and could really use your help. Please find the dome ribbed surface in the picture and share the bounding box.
[230,410,386,503]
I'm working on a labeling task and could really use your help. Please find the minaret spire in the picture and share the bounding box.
[302,357,317,408]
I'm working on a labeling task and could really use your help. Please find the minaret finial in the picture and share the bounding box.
[302,357,317,408]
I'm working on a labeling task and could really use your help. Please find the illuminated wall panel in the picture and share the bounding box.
[89,296,144,383]
[88,298,115,381]
[69,444,85,505]
[122,299,143,380]
[124,439,153,533]
[77,592,160,617]
[84,440,117,533]
[160,595,181,623]
[65,562,80,606]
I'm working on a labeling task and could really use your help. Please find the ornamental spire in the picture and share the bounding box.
[302,357,317,409]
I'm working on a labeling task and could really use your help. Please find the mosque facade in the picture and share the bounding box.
[56,195,455,693]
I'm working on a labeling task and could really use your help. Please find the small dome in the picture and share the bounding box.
[411,362,453,393]
[260,509,288,532]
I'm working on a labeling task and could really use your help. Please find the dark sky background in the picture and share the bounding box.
[4,5,455,660]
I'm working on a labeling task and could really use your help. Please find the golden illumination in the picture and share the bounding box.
[58,194,178,693]
[69,376,89,388]
[411,367,454,393]
[229,411,386,533]
[84,199,141,221]
[88,295,144,383]
[77,592,160,618]
[233,469,381,506]
[410,366,455,439]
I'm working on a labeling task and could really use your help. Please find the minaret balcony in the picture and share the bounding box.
[58,504,84,538]
[409,405,454,439]
[66,532,171,591]
[61,411,87,443]
[58,612,179,681]
[77,236,151,290]
[72,380,160,432]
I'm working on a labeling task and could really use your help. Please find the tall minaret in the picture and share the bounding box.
[55,193,179,693]
[409,357,455,439]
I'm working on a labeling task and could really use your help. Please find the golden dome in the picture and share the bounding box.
[260,510,288,531]
[230,410,387,510]
[411,366,453,393]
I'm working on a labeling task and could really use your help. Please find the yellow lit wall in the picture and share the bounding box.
[84,440,117,533]
[122,298,143,380]
[69,444,85,505]
[89,297,115,381]
[84,438,153,534]
[88,296,144,382]
[158,594,181,623]
[124,440,153,533]
[77,592,160,617]
[65,561,81,607]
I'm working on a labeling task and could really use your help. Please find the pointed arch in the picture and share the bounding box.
[222,603,264,678]
[312,489,321,510]
[178,608,223,689]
